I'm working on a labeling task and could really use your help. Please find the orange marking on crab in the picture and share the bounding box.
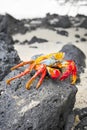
[6,52,77,89]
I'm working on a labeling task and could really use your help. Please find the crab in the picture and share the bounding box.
[6,52,77,89]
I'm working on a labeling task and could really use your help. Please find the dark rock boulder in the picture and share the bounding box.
[0,71,77,130]
[75,34,80,38]
[57,30,69,36]
[42,13,71,28]
[0,13,28,34]
[74,107,87,121]
[65,107,87,130]
[21,40,29,44]
[84,33,87,36]
[56,15,71,28]
[80,37,87,42]
[28,36,48,44]
[0,33,20,81]
[19,37,48,45]
[79,16,87,28]
[68,14,87,28]
[74,107,87,130]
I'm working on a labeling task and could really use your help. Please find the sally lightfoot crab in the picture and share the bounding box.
[6,52,77,89]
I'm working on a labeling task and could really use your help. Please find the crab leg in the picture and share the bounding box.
[71,65,77,84]
[60,70,77,84]
[60,70,71,80]
[60,60,77,84]
[36,69,46,89]
[6,63,36,85]
[11,60,34,70]
[26,64,46,90]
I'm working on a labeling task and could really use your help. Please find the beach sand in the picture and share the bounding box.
[13,28,87,109]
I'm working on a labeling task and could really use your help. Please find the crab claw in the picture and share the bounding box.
[60,60,77,84]
[26,64,47,89]
[47,67,61,79]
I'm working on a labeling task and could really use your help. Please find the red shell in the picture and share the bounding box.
[51,69,60,79]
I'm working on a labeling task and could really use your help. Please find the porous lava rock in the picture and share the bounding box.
[0,32,20,81]
[0,71,77,130]
[0,43,86,130]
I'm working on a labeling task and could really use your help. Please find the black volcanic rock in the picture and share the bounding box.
[0,14,28,34]
[42,14,71,28]
[84,33,87,36]
[74,107,87,120]
[57,30,69,36]
[28,36,48,44]
[0,71,77,130]
[0,33,20,80]
[56,15,71,28]
[75,34,80,38]
[79,17,87,28]
[0,32,14,45]
[65,107,87,130]
[80,37,87,42]
[69,14,87,28]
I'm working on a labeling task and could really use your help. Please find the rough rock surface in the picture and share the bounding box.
[0,44,86,130]
[0,33,20,81]
[0,72,77,130]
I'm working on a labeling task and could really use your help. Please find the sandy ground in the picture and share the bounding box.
[13,28,87,109]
